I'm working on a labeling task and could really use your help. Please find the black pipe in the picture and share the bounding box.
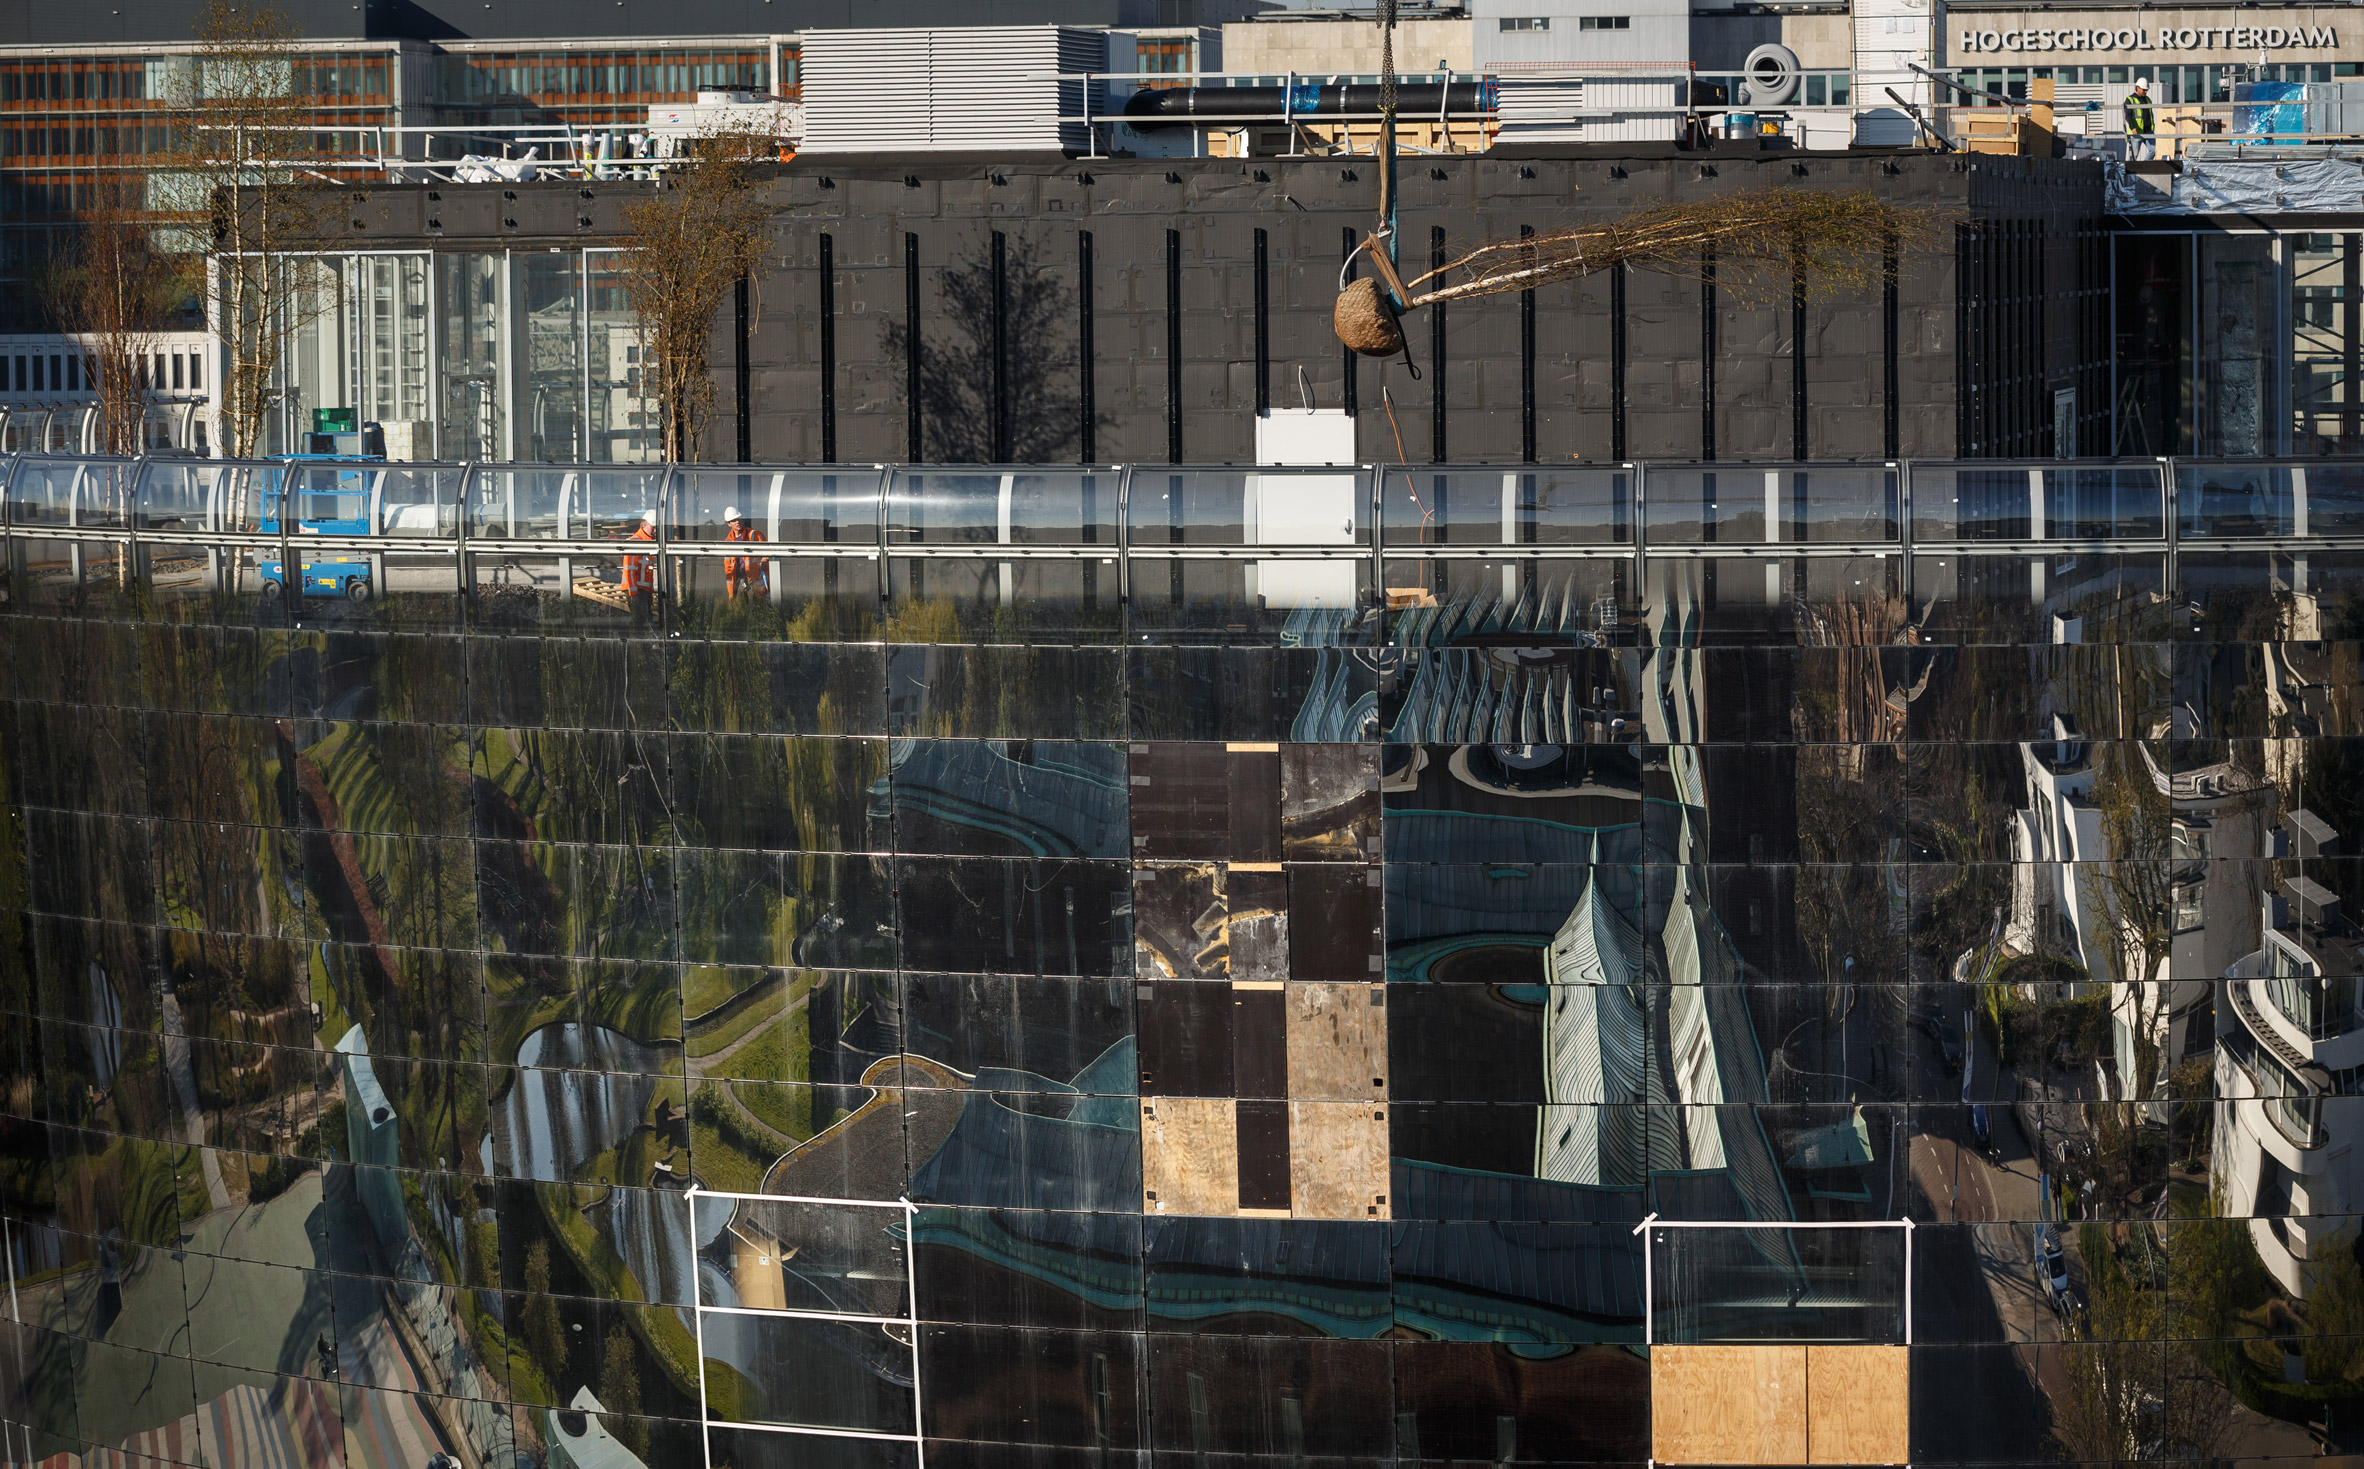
[1611,261,1626,461]
[1882,228,1898,459]
[1430,225,1446,464]
[1791,251,1808,463]
[734,272,751,462]
[819,232,836,464]
[992,230,1010,463]
[1700,245,1716,463]
[1080,229,1096,465]
[1166,228,1182,465]
[1123,80,1493,130]
[1519,223,1535,465]
[904,232,922,462]
[1254,228,1270,417]
[1341,226,1359,419]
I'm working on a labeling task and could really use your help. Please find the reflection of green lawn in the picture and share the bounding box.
[682,964,740,1018]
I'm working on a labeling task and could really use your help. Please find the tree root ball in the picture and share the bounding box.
[1333,277,1406,357]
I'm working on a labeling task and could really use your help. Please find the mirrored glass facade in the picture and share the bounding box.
[5,452,2364,1464]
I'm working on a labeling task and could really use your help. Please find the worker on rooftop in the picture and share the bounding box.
[723,505,769,601]
[2125,78,2155,160]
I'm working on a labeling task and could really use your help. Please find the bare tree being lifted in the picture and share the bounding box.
[617,129,774,462]
[167,0,338,460]
[1330,0,1948,360]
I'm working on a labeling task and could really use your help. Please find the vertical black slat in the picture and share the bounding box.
[1079,229,1097,465]
[1235,1098,1292,1212]
[1520,223,1537,464]
[1791,247,1808,463]
[1286,865,1381,983]
[991,230,1010,463]
[819,232,837,463]
[1232,986,1288,1098]
[1611,260,1627,461]
[2346,234,2360,452]
[733,272,751,463]
[1700,245,1717,463]
[1883,227,1900,459]
[1167,227,1183,465]
[1253,227,1271,417]
[1341,226,1360,419]
[1431,225,1448,463]
[1227,747,1282,864]
[903,231,922,462]
[1955,223,1971,457]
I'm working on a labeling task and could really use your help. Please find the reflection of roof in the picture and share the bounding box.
[1785,1109,1875,1171]
[334,1024,395,1128]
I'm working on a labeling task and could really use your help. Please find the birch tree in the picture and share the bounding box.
[166,0,336,458]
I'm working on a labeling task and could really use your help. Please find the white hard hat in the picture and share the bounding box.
[724,505,745,521]
[640,508,656,523]
[2134,77,2150,88]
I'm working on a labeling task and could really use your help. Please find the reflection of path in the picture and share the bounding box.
[105,1377,339,1469]
[760,1054,968,1199]
[338,1317,457,1469]
[157,987,230,1212]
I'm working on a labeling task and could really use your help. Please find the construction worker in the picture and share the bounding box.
[621,507,658,613]
[723,505,769,600]
[2124,78,2155,160]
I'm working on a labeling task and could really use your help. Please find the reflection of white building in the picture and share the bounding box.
[2214,813,2363,1297]
[2006,714,2102,985]
[546,1387,652,1469]
[334,1024,410,1261]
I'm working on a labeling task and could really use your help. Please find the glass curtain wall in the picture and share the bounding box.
[282,249,655,463]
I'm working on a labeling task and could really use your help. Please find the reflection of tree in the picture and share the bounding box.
[2056,1217,2238,1461]
[601,1323,648,1454]
[2078,743,2172,1096]
[883,233,1088,464]
[523,1241,567,1388]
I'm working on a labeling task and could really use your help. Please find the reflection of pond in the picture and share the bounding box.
[491,1023,666,1183]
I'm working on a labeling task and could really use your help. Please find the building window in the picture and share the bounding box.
[1499,17,1550,31]
[1578,16,1631,30]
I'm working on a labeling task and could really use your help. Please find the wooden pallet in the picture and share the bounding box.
[571,577,634,609]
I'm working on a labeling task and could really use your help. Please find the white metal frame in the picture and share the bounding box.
[682,1185,925,1469]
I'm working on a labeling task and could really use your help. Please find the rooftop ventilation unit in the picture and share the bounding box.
[799,26,1118,155]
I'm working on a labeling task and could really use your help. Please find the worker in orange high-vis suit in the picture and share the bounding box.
[723,505,769,600]
[621,507,658,615]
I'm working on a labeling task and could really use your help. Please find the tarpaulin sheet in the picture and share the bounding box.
[2106,156,2364,214]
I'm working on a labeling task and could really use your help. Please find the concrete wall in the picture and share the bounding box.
[339,149,2104,465]
[1220,18,1477,74]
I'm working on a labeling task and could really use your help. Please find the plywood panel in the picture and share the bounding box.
[1650,1344,1809,1465]
[1288,1100,1390,1219]
[1807,1345,1909,1465]
[1286,982,1388,1100]
[1141,1096,1236,1216]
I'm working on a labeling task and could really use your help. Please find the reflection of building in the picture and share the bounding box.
[545,1387,652,1469]
[2216,812,2363,1297]
[2006,714,2101,980]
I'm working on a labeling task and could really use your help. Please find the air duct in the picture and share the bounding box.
[1742,43,1802,106]
[1122,79,1496,130]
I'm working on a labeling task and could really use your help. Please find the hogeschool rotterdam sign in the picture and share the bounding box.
[1958,21,2337,53]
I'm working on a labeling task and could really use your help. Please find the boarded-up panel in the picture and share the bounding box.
[1138,982,1234,1097]
[1141,1096,1236,1216]
[1288,1100,1390,1220]
[1286,983,1389,1100]
[1131,744,1230,859]
[1650,1344,1809,1465]
[1807,1345,1909,1465]
[1236,1097,1292,1211]
[1226,745,1282,862]
[1281,744,1380,860]
[1288,864,1382,982]
[1134,862,1227,980]
[1227,866,1289,982]
[1232,985,1288,1098]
